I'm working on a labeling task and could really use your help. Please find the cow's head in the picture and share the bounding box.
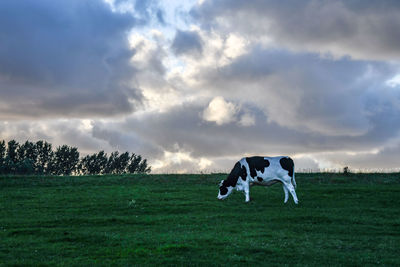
[217,180,233,200]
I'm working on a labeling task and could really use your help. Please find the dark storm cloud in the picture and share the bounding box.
[192,0,400,60]
[171,30,203,56]
[0,0,144,119]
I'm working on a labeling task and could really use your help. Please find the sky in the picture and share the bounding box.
[1,0,400,173]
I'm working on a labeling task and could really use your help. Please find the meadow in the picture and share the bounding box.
[0,173,399,266]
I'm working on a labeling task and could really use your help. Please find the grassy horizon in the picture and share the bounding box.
[1,173,399,265]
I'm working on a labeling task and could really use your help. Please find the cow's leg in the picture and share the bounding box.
[241,179,250,202]
[283,181,298,204]
[283,185,289,203]
[244,183,250,202]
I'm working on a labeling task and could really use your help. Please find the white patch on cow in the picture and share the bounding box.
[235,181,245,192]
[217,156,298,204]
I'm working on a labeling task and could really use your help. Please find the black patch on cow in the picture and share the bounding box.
[219,186,228,196]
[246,157,270,178]
[257,177,263,182]
[240,164,247,181]
[280,157,294,177]
[221,161,242,188]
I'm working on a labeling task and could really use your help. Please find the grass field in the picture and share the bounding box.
[1,173,399,266]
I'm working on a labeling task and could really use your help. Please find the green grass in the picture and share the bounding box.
[1,173,399,266]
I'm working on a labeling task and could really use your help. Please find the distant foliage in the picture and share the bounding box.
[0,140,151,176]
[77,150,150,175]
[52,145,80,176]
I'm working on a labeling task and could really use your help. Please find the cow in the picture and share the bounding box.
[217,156,298,204]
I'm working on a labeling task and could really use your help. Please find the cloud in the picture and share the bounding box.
[171,29,203,56]
[103,99,400,172]
[197,47,400,136]
[202,96,238,125]
[238,112,255,127]
[151,144,214,173]
[0,119,108,154]
[118,2,400,172]
[2,0,400,173]
[201,96,256,127]
[121,103,326,159]
[0,0,143,119]
[192,0,400,61]
[386,74,400,88]
[91,120,161,156]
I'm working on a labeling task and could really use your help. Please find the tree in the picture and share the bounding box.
[127,154,150,174]
[52,145,79,175]
[117,152,130,174]
[105,151,119,174]
[94,151,108,174]
[16,158,35,175]
[0,141,6,174]
[36,141,53,175]
[17,141,37,174]
[78,151,108,175]
[137,159,151,174]
[5,140,19,174]
[6,140,18,163]
[0,140,5,159]
[127,153,141,174]
[105,151,128,174]
[78,155,90,175]
[0,139,151,176]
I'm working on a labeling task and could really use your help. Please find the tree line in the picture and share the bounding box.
[0,140,151,175]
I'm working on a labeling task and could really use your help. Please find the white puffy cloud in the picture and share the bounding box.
[202,96,239,125]
[150,144,215,173]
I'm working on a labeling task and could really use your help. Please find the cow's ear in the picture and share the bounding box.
[219,180,224,186]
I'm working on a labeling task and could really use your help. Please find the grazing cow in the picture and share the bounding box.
[217,156,298,204]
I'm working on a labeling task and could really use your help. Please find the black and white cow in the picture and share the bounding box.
[217,156,298,204]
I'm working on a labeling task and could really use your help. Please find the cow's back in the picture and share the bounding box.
[240,156,294,182]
